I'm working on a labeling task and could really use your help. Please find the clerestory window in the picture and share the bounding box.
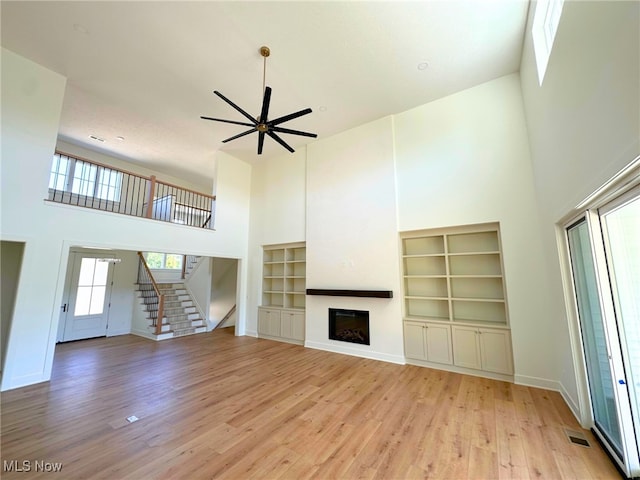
[532,0,565,85]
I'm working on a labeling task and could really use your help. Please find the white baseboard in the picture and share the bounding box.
[130,329,158,341]
[559,383,585,426]
[1,371,48,392]
[107,329,130,337]
[304,340,406,365]
[514,373,561,391]
[516,375,585,427]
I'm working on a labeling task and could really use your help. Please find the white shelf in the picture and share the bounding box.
[262,242,306,310]
[400,224,509,326]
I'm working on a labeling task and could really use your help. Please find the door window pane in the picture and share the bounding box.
[74,286,92,316]
[74,257,109,316]
[78,258,97,286]
[89,286,107,315]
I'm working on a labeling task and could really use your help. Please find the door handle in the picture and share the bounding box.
[61,304,67,313]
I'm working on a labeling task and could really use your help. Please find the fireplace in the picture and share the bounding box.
[329,308,370,345]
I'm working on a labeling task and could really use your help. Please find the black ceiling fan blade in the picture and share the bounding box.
[257,131,266,155]
[259,87,272,124]
[268,108,313,127]
[267,131,295,153]
[221,127,258,143]
[200,116,255,127]
[214,90,258,125]
[270,126,318,138]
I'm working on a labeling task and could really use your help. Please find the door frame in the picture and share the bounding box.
[560,181,640,477]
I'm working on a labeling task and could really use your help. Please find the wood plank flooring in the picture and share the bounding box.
[1,329,622,479]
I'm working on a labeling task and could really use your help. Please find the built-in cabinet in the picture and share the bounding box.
[451,325,513,375]
[401,224,514,379]
[258,307,305,344]
[259,242,306,345]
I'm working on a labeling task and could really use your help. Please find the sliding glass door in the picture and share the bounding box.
[567,218,624,454]
[566,187,640,477]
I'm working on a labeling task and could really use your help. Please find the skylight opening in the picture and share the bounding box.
[532,0,565,85]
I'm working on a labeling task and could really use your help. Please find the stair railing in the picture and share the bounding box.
[181,254,199,280]
[216,304,236,329]
[137,252,165,335]
[48,151,216,230]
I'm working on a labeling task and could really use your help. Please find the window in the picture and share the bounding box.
[74,257,109,316]
[49,153,122,202]
[532,0,565,85]
[144,252,183,270]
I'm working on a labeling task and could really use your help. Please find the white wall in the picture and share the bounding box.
[0,50,253,390]
[246,151,307,335]
[395,74,555,388]
[520,1,640,417]
[209,257,238,328]
[305,117,404,363]
[1,241,25,372]
[186,257,212,323]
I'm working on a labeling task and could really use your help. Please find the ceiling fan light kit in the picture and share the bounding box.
[201,46,317,155]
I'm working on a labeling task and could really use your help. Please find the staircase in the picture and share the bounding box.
[138,282,206,340]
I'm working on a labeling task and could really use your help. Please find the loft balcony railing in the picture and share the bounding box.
[47,151,216,229]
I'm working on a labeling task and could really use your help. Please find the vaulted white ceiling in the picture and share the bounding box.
[1,1,530,188]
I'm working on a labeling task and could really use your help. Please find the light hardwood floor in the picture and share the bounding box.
[1,329,622,479]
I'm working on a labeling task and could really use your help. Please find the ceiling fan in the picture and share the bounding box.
[201,46,317,155]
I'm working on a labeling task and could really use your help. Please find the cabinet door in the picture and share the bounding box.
[404,322,427,360]
[258,309,281,337]
[425,324,453,365]
[281,311,305,341]
[452,326,482,370]
[479,328,513,374]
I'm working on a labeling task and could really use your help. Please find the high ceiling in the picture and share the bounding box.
[1,1,530,188]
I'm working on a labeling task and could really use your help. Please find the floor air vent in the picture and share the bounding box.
[564,428,591,447]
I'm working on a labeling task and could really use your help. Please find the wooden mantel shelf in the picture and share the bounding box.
[306,289,393,298]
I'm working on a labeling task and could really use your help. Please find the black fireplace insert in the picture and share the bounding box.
[329,308,370,345]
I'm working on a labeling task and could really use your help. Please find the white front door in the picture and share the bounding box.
[60,253,114,342]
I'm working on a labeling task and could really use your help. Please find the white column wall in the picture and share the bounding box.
[246,151,307,336]
[305,117,404,363]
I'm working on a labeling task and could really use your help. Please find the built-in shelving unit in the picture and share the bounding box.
[402,227,507,325]
[401,223,513,379]
[259,242,306,345]
[262,243,306,310]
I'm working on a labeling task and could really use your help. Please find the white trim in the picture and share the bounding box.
[514,374,561,391]
[304,340,406,365]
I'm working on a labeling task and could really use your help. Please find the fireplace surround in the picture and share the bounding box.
[328,308,370,345]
